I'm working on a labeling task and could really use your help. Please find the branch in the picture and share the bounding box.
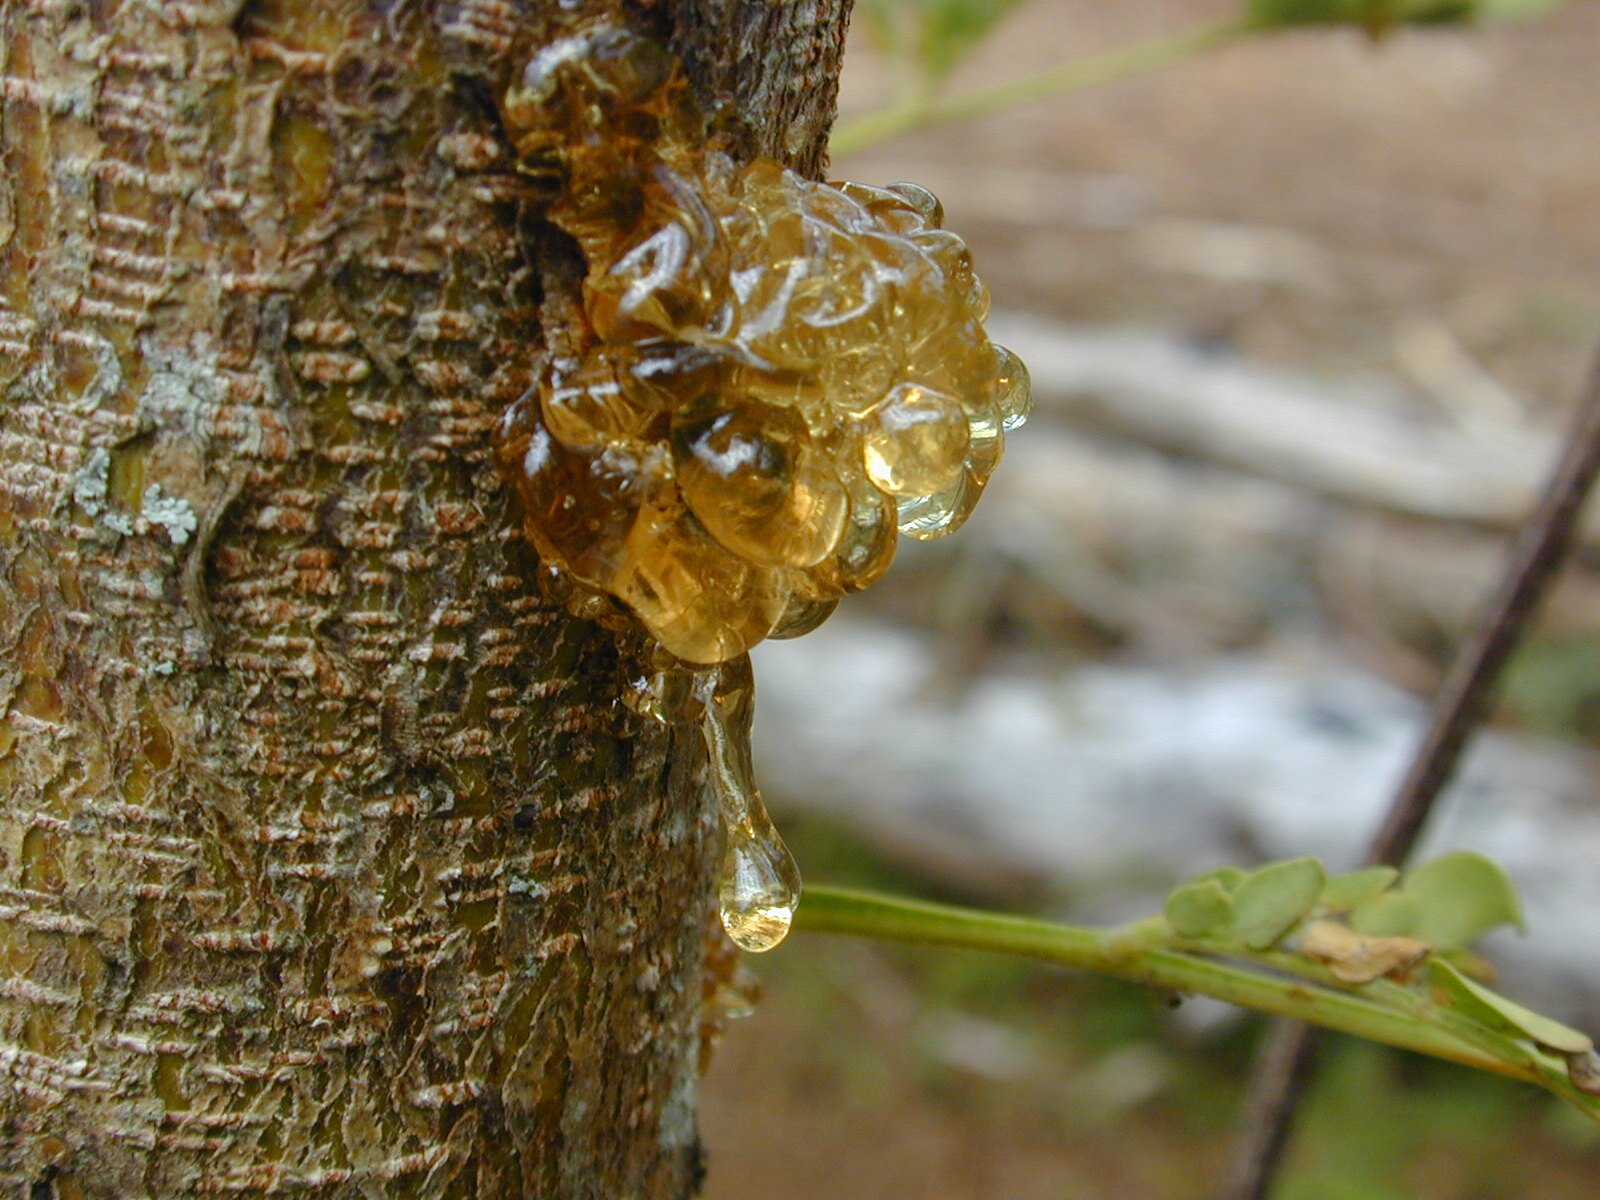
[794,884,1600,1121]
[829,19,1251,158]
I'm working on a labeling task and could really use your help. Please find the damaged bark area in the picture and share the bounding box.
[0,0,849,1196]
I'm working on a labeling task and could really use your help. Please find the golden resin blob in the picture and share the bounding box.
[495,20,1030,950]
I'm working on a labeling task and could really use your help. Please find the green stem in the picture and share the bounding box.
[795,885,1600,1118]
[830,18,1255,158]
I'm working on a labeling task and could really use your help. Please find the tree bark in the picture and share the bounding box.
[0,0,849,1196]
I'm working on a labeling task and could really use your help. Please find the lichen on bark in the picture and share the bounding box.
[0,0,850,1196]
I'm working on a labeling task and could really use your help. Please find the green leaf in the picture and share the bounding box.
[1320,866,1399,913]
[1246,0,1475,26]
[1403,851,1525,952]
[1349,892,1421,937]
[1230,857,1326,950]
[857,0,1029,81]
[1165,880,1237,938]
[1429,959,1594,1055]
[1475,0,1569,20]
[1190,866,1247,893]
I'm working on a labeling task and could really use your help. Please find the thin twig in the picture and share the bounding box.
[1221,340,1600,1200]
[829,19,1250,158]
[1219,1024,1327,1200]
[1367,363,1600,863]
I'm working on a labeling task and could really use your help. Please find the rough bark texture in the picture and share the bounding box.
[0,0,849,1196]
[669,0,852,179]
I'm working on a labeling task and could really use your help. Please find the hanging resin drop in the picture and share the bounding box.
[693,656,801,951]
[624,651,801,951]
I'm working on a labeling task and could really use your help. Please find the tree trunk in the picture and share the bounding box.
[0,1,849,1195]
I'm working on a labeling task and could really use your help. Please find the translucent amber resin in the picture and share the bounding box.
[494,20,1031,666]
[497,22,1031,952]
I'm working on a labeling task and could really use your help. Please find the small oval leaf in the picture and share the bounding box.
[1230,857,1326,950]
[1165,880,1236,938]
[1320,866,1399,913]
[1404,851,1525,952]
[1190,866,1247,893]
[1429,958,1593,1055]
[1349,891,1421,938]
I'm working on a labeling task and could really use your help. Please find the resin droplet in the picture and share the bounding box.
[994,344,1032,432]
[671,398,847,568]
[719,820,801,952]
[610,503,790,664]
[620,644,697,725]
[862,382,969,497]
[768,592,838,641]
[694,655,801,951]
[885,181,944,229]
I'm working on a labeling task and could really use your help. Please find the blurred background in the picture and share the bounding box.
[701,2,1600,1196]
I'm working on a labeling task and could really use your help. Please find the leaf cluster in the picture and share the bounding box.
[1159,852,1599,1084]
[1163,851,1523,959]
